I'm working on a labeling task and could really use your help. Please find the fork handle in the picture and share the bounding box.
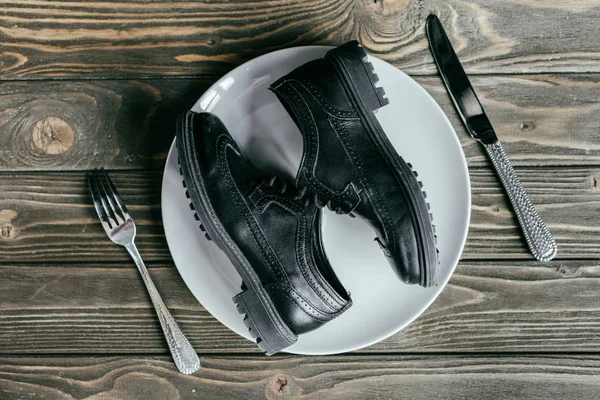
[126,243,201,374]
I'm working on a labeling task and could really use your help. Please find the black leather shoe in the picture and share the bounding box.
[270,41,439,287]
[177,111,351,355]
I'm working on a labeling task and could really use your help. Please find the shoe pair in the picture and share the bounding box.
[177,41,438,355]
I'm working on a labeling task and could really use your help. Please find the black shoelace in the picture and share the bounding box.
[263,175,354,216]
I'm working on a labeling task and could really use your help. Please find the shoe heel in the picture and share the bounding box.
[233,283,297,355]
[326,40,389,111]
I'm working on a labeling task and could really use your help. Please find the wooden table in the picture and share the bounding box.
[1,1,600,398]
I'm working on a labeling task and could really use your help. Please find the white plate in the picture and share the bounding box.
[161,46,470,355]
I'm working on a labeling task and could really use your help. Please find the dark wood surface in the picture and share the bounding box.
[0,168,595,262]
[2,260,600,355]
[1,75,600,170]
[2,1,600,399]
[2,0,600,78]
[3,355,600,400]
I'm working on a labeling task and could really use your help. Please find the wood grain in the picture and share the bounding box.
[419,74,600,167]
[0,171,166,261]
[0,167,597,262]
[0,79,210,170]
[1,0,598,396]
[2,355,600,399]
[2,0,600,79]
[1,75,600,170]
[2,260,600,354]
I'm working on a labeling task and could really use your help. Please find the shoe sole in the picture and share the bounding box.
[176,113,298,355]
[326,41,439,287]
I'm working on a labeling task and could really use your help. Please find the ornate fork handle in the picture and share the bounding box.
[126,243,201,374]
[483,141,557,261]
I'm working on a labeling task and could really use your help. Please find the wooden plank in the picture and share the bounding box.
[0,265,249,354]
[0,171,167,261]
[0,167,597,262]
[2,1,600,79]
[1,75,599,170]
[2,260,600,354]
[467,167,600,259]
[0,79,211,170]
[419,74,600,167]
[2,355,600,399]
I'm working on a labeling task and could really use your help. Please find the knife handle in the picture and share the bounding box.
[483,141,557,261]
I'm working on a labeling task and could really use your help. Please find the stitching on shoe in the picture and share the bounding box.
[266,283,339,321]
[293,78,358,118]
[194,115,350,326]
[274,82,361,211]
[249,182,302,214]
[249,185,343,311]
[189,129,293,341]
[307,210,349,308]
[215,137,288,284]
[329,118,396,254]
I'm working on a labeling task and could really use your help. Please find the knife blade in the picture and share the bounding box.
[426,14,557,262]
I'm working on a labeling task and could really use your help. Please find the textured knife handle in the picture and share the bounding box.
[127,244,201,374]
[484,142,557,261]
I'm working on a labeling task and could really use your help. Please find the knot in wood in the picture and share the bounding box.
[275,377,288,392]
[0,223,15,239]
[519,121,536,132]
[32,117,74,155]
[0,210,18,240]
[265,374,298,399]
[206,36,222,46]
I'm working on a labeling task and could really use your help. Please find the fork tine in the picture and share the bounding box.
[94,168,124,225]
[99,168,130,219]
[89,170,115,229]
[88,171,110,226]
[91,169,120,228]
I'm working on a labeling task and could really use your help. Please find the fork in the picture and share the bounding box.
[88,168,200,374]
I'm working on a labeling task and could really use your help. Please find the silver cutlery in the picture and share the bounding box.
[426,14,557,261]
[88,168,200,374]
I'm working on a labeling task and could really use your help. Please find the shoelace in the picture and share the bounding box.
[263,175,354,216]
[264,175,311,207]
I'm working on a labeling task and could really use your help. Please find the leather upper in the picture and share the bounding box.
[270,58,428,285]
[186,111,351,334]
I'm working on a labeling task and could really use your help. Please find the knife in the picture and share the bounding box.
[426,14,557,262]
